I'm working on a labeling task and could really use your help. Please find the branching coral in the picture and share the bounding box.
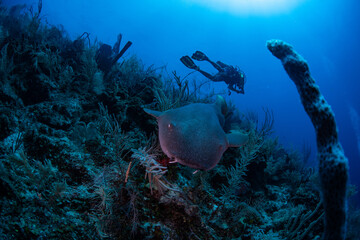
[152,70,217,112]
[0,43,14,82]
[242,108,275,139]
[267,39,349,240]
[285,201,324,240]
[153,70,191,111]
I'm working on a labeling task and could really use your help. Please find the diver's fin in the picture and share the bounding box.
[226,131,249,147]
[180,56,198,70]
[191,51,208,61]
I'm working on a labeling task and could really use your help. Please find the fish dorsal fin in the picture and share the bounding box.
[215,95,227,116]
[143,108,162,118]
[226,130,248,147]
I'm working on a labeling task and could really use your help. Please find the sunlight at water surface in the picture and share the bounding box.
[185,0,307,15]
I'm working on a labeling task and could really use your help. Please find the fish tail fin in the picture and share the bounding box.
[227,130,248,147]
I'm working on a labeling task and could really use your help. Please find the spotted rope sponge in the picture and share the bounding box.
[267,39,349,240]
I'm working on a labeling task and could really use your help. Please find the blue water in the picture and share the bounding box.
[5,0,360,204]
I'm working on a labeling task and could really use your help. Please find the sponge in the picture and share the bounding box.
[267,39,349,240]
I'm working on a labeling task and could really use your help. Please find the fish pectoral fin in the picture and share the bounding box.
[226,130,249,147]
[143,108,162,118]
[169,159,179,164]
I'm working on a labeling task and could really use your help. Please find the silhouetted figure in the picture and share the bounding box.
[181,51,246,95]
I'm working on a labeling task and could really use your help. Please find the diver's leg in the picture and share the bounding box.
[216,61,229,68]
[197,69,215,80]
[206,59,223,72]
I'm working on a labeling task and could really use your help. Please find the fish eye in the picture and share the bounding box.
[168,123,175,130]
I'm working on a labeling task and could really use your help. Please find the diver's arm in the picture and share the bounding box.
[228,84,243,94]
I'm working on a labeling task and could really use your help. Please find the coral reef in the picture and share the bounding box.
[267,39,349,240]
[0,2,359,239]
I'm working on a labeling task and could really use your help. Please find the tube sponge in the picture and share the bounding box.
[266,39,349,240]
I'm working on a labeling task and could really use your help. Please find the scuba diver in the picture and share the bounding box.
[180,51,246,95]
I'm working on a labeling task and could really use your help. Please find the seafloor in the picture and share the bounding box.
[0,2,359,240]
